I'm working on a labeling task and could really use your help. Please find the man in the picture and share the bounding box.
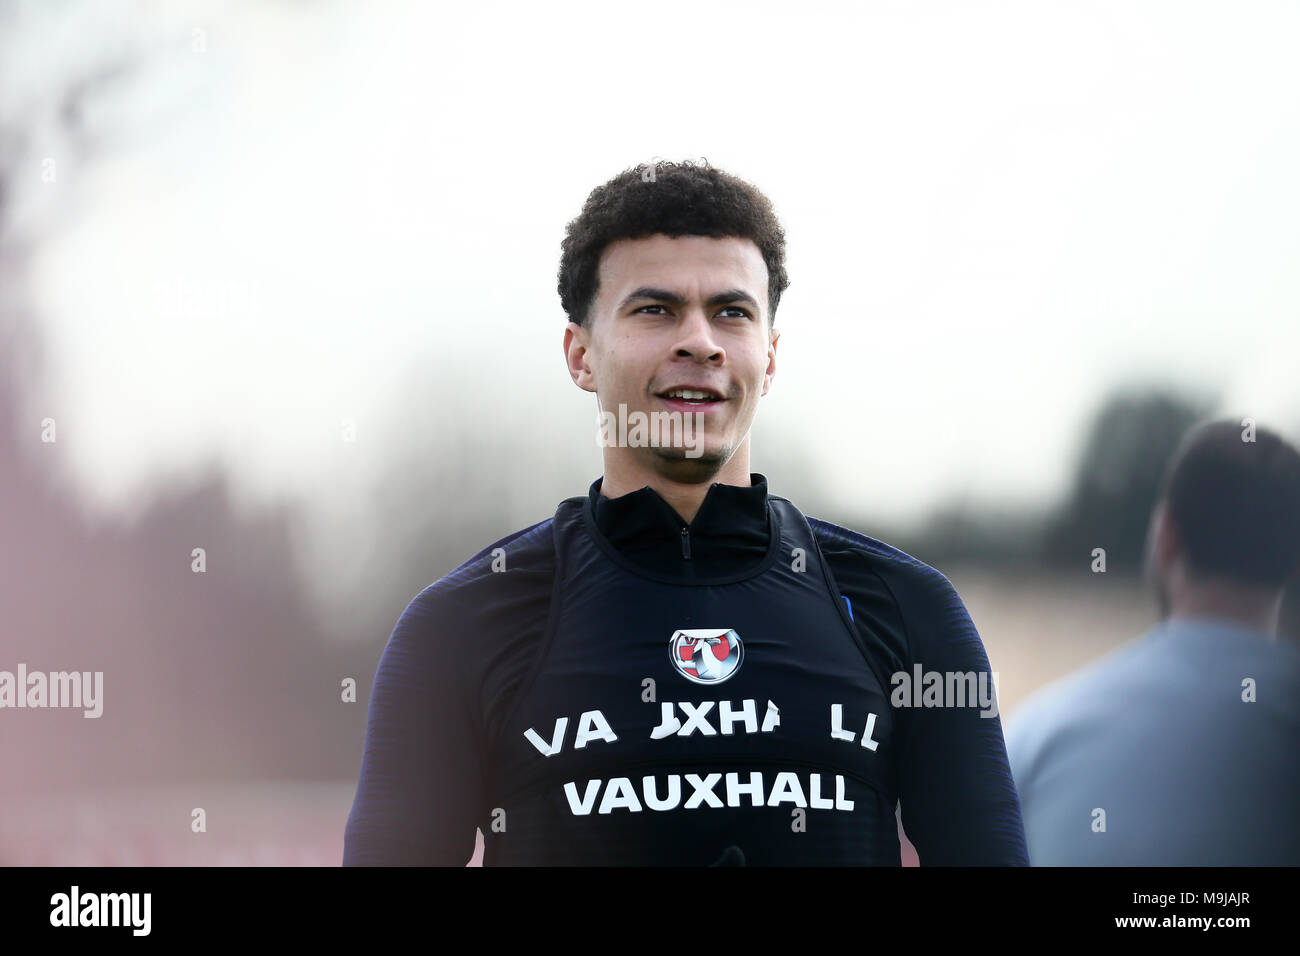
[343,159,1028,865]
[1006,420,1300,865]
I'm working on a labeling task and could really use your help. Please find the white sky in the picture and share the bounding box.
[5,0,1300,544]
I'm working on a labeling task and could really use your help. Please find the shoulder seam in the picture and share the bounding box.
[809,517,947,667]
[421,517,556,601]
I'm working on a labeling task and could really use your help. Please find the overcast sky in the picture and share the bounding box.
[5,0,1299,545]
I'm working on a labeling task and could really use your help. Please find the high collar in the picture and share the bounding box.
[587,473,772,578]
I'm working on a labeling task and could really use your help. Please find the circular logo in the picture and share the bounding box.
[669,628,743,685]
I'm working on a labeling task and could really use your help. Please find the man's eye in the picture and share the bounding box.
[635,305,752,318]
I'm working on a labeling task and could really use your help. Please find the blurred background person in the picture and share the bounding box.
[1005,420,1300,865]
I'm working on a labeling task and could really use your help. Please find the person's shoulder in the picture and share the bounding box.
[1179,618,1300,670]
[805,514,964,609]
[807,514,942,577]
[405,515,557,617]
[1003,635,1151,772]
[1020,631,1156,716]
[369,517,557,713]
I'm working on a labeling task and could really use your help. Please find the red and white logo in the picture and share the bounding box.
[669,629,743,685]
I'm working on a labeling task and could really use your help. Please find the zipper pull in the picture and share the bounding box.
[680,526,692,559]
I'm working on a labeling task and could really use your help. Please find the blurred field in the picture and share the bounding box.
[0,566,1153,867]
[0,781,351,867]
[950,566,1154,718]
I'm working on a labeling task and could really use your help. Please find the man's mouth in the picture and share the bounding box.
[656,387,726,407]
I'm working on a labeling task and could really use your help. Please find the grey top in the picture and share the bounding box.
[1005,615,1300,865]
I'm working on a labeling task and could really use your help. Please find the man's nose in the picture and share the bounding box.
[673,308,724,361]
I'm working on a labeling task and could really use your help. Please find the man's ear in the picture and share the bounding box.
[1146,500,1180,574]
[564,321,596,393]
[761,327,779,396]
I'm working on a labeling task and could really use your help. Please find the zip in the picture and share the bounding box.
[680,526,691,559]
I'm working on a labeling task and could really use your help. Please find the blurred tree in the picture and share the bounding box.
[0,3,366,795]
[1282,411,1300,646]
[1042,388,1213,571]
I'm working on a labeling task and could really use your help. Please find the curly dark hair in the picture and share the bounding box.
[557,158,790,328]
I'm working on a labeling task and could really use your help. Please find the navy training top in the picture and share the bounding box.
[343,473,1029,866]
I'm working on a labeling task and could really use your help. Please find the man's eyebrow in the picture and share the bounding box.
[618,286,762,312]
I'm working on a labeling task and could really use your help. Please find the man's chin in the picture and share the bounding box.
[649,444,731,482]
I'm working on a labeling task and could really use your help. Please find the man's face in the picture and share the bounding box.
[564,234,778,482]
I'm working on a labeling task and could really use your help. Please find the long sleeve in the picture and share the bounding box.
[889,565,1029,865]
[343,584,484,865]
[816,521,1029,866]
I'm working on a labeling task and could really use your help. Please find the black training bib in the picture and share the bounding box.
[480,491,900,865]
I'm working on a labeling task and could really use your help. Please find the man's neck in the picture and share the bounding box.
[598,453,753,525]
[1166,580,1282,638]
